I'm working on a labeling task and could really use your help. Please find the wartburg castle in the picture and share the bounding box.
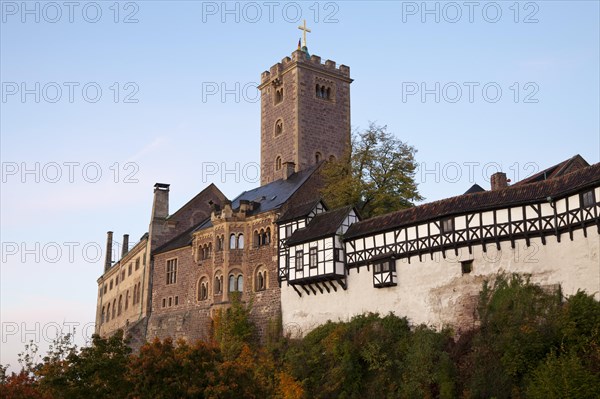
[95,29,600,346]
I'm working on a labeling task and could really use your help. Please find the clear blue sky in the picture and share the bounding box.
[1,1,599,368]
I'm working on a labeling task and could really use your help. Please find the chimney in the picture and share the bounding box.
[152,183,170,220]
[121,234,129,258]
[104,231,113,272]
[222,200,233,218]
[491,172,508,191]
[283,162,296,180]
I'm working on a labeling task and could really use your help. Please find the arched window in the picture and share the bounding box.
[198,277,209,301]
[125,290,129,310]
[229,273,244,292]
[133,285,137,305]
[229,234,237,249]
[215,274,223,294]
[237,234,244,249]
[315,84,321,97]
[275,119,283,136]
[320,86,326,98]
[101,306,105,323]
[315,152,322,163]
[112,299,116,319]
[275,88,283,104]
[255,266,267,292]
[329,155,336,162]
[106,304,110,321]
[253,230,260,247]
[216,235,223,251]
[275,156,282,171]
[326,87,331,100]
[265,228,271,244]
[118,295,123,316]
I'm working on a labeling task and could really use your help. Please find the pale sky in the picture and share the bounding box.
[1,1,599,369]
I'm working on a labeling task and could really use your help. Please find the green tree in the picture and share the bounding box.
[212,292,256,361]
[36,331,132,399]
[127,337,220,399]
[320,123,422,218]
[462,274,564,398]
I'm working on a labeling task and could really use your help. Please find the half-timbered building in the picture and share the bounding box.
[279,162,600,336]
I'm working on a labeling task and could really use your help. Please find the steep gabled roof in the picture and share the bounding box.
[153,165,321,254]
[153,219,209,255]
[345,162,600,240]
[277,198,327,223]
[515,154,589,186]
[287,206,354,246]
[166,183,225,220]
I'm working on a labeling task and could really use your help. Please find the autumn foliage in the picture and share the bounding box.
[2,274,599,398]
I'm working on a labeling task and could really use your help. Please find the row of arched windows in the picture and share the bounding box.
[200,243,212,260]
[253,228,271,247]
[100,281,142,325]
[195,267,268,301]
[316,84,332,100]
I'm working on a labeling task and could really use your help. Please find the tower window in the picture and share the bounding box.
[275,119,283,136]
[315,152,322,163]
[275,156,282,171]
[275,88,283,104]
[316,83,333,101]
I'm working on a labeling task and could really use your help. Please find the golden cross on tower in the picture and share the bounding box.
[298,19,311,48]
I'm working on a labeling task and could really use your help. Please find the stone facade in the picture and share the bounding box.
[146,204,281,343]
[95,234,149,338]
[96,183,227,340]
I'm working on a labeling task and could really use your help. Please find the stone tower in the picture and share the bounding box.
[258,48,352,185]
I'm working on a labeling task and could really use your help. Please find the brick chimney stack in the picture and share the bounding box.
[121,234,129,258]
[152,183,170,220]
[283,162,296,180]
[104,231,113,272]
[491,172,508,191]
